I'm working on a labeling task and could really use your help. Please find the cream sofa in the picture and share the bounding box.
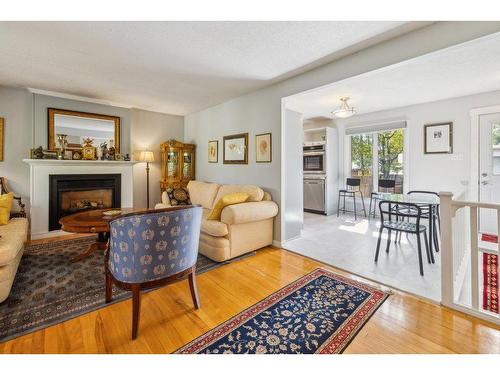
[155,181,278,262]
[0,177,29,303]
[0,218,28,302]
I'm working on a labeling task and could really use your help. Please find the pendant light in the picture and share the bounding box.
[332,97,355,118]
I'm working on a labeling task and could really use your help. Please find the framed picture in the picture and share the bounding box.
[223,133,248,164]
[424,122,453,154]
[0,118,4,161]
[208,140,218,163]
[255,132,272,163]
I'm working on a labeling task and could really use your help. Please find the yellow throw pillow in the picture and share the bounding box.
[0,192,14,225]
[207,193,249,221]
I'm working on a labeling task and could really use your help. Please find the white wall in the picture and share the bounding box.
[283,109,304,242]
[336,89,500,196]
[0,86,33,209]
[184,22,500,241]
[131,108,184,208]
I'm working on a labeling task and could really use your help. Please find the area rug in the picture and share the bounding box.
[175,268,389,354]
[480,233,499,313]
[0,236,253,343]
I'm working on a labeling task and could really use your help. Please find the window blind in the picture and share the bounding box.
[345,120,407,135]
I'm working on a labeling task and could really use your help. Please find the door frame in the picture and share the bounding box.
[469,104,500,202]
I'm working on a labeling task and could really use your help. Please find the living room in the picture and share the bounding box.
[1,3,499,373]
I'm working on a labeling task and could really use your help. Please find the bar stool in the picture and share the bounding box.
[337,178,367,220]
[369,179,396,218]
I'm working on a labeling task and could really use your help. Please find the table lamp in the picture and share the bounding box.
[137,150,155,208]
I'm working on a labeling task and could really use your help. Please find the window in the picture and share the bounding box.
[378,129,404,193]
[492,123,500,175]
[348,125,405,196]
[350,134,373,196]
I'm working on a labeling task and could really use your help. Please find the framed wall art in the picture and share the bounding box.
[0,118,3,161]
[255,132,272,163]
[208,140,218,163]
[424,122,453,154]
[223,133,248,164]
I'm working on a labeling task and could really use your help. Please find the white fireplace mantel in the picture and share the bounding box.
[23,159,138,239]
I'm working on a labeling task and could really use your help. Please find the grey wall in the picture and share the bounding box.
[130,108,184,208]
[0,89,183,211]
[0,86,33,209]
[33,94,131,154]
[184,22,500,242]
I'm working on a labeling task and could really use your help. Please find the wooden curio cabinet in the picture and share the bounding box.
[160,139,196,191]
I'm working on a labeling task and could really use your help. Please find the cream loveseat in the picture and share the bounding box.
[0,178,29,303]
[155,181,278,262]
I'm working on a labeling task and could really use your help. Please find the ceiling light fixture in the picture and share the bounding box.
[332,97,355,118]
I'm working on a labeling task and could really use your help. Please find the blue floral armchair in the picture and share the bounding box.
[105,205,202,339]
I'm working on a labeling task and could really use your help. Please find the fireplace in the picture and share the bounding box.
[49,174,121,231]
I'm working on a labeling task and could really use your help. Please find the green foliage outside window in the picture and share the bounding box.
[378,130,404,178]
[350,134,372,175]
[492,124,500,146]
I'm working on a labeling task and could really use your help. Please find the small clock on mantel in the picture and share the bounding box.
[81,137,96,160]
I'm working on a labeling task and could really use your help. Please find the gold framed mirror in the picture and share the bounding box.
[48,108,121,152]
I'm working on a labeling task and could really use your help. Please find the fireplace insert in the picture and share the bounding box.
[49,174,121,231]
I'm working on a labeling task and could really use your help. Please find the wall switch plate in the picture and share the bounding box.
[451,153,464,161]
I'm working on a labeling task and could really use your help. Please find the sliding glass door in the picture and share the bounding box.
[377,129,404,193]
[350,134,373,197]
[349,127,405,196]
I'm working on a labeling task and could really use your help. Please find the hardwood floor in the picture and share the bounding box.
[1,245,498,354]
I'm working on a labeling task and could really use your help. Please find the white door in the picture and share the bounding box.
[479,112,500,235]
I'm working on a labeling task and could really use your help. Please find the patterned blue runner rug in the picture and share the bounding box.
[175,268,389,354]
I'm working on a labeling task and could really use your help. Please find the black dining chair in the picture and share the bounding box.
[407,190,440,252]
[369,179,396,218]
[337,178,367,220]
[375,200,432,276]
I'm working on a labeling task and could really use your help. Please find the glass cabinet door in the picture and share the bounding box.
[182,151,194,179]
[167,150,180,178]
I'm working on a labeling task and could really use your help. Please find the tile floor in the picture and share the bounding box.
[283,211,441,301]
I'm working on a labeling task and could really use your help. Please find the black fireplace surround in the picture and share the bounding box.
[49,174,121,231]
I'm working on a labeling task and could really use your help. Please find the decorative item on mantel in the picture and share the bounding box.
[56,133,68,159]
[31,146,44,159]
[81,137,96,160]
[30,146,60,159]
[106,139,116,160]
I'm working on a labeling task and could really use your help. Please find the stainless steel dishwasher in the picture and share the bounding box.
[303,177,326,214]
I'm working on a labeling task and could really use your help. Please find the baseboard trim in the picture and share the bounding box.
[31,230,69,240]
[272,240,282,248]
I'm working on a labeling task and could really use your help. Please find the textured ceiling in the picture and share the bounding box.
[0,21,419,115]
[286,33,500,119]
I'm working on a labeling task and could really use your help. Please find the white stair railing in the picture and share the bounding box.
[440,191,499,324]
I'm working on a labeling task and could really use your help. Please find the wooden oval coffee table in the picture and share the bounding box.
[59,208,142,262]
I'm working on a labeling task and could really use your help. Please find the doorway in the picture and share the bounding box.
[478,111,500,235]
